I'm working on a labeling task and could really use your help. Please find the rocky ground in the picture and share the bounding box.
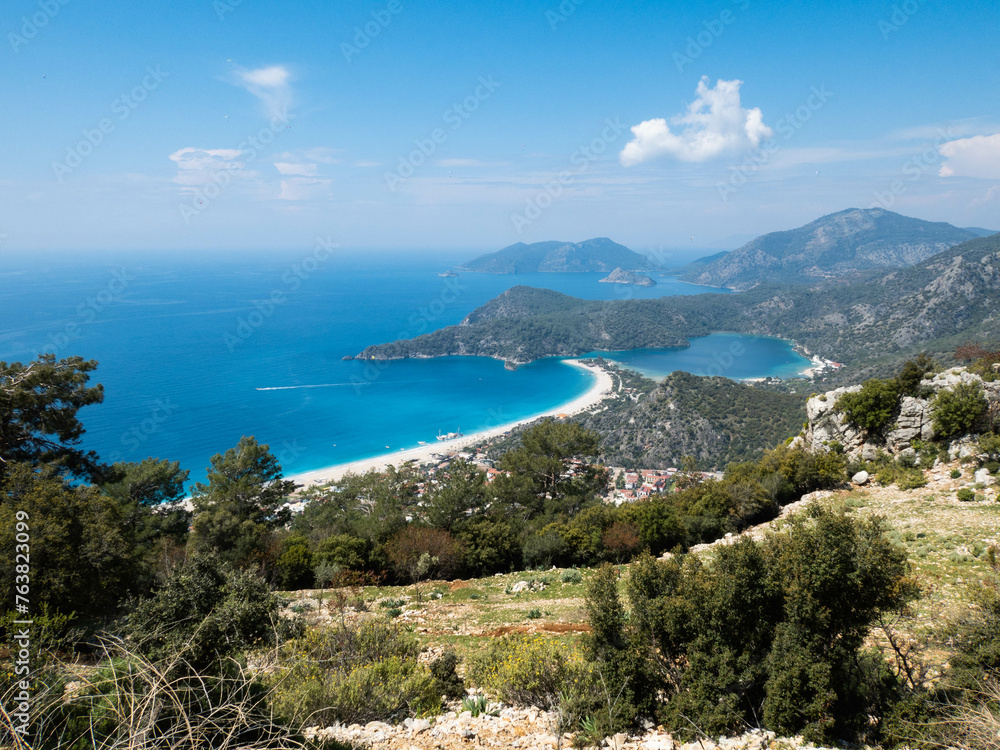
[305,703,818,750]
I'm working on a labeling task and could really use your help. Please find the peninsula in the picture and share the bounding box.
[357,233,1000,377]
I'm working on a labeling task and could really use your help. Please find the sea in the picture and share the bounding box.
[0,250,810,486]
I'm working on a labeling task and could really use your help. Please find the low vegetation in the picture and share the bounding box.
[2,348,999,747]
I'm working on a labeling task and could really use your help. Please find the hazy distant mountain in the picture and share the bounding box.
[964,227,998,238]
[359,233,1000,373]
[678,208,977,291]
[462,237,654,274]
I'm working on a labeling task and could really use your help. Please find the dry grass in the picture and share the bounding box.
[0,637,303,750]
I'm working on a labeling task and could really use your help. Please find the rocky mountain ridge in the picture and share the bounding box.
[679,208,977,291]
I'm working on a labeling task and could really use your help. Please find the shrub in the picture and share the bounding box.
[957,489,976,502]
[979,434,1000,461]
[951,469,962,479]
[590,509,917,745]
[384,526,462,582]
[874,463,927,490]
[429,651,464,700]
[560,568,583,584]
[527,608,543,619]
[933,383,988,439]
[836,379,900,436]
[268,619,440,726]
[467,634,588,708]
[275,538,314,590]
[124,555,292,671]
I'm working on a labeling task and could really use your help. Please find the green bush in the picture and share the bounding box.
[836,379,900,436]
[467,634,589,708]
[560,568,583,584]
[951,469,962,479]
[269,619,440,726]
[124,555,293,671]
[873,462,927,490]
[429,651,464,700]
[932,383,988,439]
[585,509,917,745]
[957,488,975,502]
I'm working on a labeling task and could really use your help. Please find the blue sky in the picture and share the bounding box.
[1,0,998,254]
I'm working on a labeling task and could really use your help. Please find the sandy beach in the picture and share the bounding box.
[288,359,616,486]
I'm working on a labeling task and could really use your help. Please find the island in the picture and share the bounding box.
[462,237,656,274]
[598,267,656,286]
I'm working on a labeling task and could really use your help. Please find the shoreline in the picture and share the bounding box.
[288,359,616,486]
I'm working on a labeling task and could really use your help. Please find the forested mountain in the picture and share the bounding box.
[358,234,1000,375]
[462,237,655,273]
[579,371,807,469]
[678,208,976,290]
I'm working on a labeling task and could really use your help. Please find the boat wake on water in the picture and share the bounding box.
[255,383,365,391]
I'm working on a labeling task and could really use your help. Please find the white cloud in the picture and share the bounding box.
[620,77,772,166]
[939,133,1000,179]
[233,65,293,119]
[301,147,341,164]
[168,147,244,189]
[278,177,331,201]
[274,162,318,176]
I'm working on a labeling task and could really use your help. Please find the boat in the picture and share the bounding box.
[438,270,459,277]
[418,441,428,445]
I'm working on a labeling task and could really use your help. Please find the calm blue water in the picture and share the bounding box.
[0,250,804,485]
[590,333,810,381]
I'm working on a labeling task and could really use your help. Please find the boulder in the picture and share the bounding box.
[852,470,870,485]
[403,717,431,733]
[975,467,991,484]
